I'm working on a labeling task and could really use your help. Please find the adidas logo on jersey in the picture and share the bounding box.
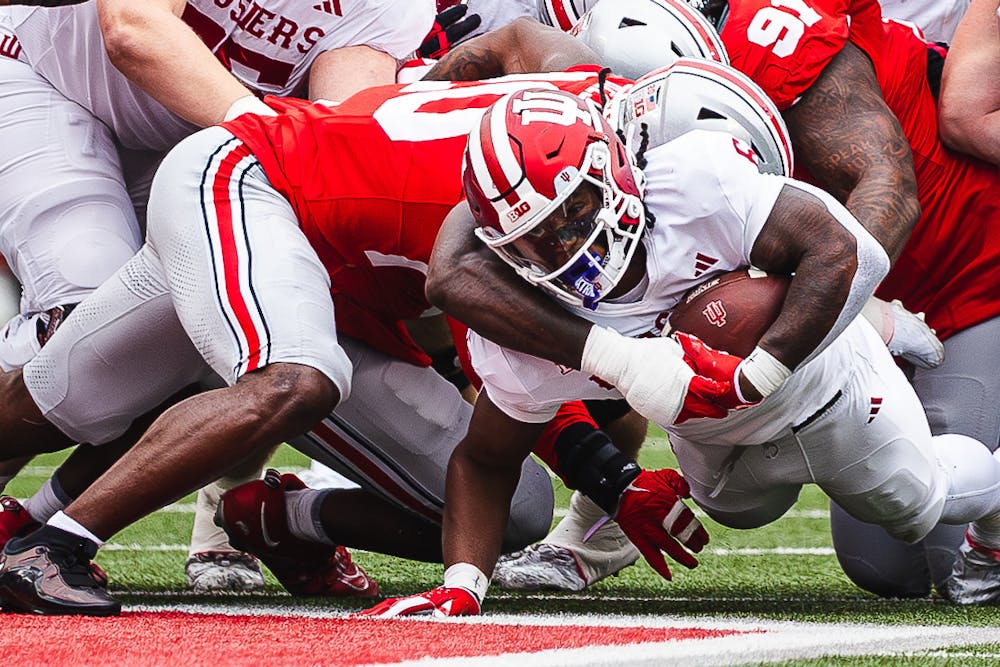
[313,0,343,16]
[693,252,719,277]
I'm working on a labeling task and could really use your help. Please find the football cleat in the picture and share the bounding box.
[217,469,378,598]
[493,491,640,591]
[945,533,1000,605]
[0,496,40,551]
[886,299,944,369]
[185,551,265,593]
[494,543,589,591]
[0,525,119,616]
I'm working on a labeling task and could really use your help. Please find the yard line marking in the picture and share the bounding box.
[102,543,837,556]
[93,607,1000,667]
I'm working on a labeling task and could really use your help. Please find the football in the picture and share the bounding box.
[667,268,791,358]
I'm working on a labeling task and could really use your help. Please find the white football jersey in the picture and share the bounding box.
[471,129,862,445]
[466,0,536,36]
[2,0,432,150]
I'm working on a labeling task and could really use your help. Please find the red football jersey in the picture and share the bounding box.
[222,68,626,364]
[722,0,1000,339]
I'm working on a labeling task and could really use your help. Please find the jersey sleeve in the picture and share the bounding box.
[720,0,850,109]
[467,331,621,423]
[643,131,786,261]
[331,0,435,61]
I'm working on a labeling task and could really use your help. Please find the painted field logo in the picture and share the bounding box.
[703,299,727,327]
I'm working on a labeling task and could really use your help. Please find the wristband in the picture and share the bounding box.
[224,95,276,122]
[443,562,489,602]
[738,346,792,399]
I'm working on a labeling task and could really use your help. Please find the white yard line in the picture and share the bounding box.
[103,543,837,556]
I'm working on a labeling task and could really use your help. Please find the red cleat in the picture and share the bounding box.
[216,469,378,598]
[0,496,40,551]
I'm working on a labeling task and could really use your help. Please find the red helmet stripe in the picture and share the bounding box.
[550,0,578,31]
[659,0,728,63]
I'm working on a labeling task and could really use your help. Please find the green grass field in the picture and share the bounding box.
[8,428,1000,665]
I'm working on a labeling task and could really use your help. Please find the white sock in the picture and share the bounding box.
[48,510,104,548]
[285,489,334,545]
[952,445,1000,549]
[23,476,71,523]
[861,298,894,345]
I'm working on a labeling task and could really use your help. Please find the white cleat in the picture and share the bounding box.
[185,551,265,593]
[493,491,639,591]
[887,299,944,369]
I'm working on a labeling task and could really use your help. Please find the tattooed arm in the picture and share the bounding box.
[423,17,600,81]
[781,42,920,264]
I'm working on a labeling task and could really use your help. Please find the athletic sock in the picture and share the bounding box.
[47,510,104,548]
[285,488,335,545]
[23,475,72,523]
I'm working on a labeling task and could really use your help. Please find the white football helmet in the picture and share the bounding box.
[613,58,794,176]
[536,0,600,31]
[572,0,728,80]
[464,89,646,310]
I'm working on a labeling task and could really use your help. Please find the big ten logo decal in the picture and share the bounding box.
[747,0,821,58]
[512,90,594,127]
[703,299,727,327]
[507,200,532,223]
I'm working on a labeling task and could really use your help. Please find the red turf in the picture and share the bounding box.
[0,611,747,666]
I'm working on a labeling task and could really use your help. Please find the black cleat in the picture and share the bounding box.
[0,525,120,616]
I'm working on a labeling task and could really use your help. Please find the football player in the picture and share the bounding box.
[361,88,1000,618]
[434,0,1000,602]
[0,0,435,592]
[0,26,740,614]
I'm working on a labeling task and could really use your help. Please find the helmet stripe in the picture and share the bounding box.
[658,0,729,63]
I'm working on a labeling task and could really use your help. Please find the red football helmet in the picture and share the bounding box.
[464,89,646,310]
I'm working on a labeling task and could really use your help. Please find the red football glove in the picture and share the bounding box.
[674,332,759,412]
[357,586,481,619]
[418,4,482,59]
[614,469,709,581]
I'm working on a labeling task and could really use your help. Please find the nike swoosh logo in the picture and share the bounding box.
[259,504,280,548]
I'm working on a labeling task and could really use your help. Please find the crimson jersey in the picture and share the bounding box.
[222,68,627,364]
[721,0,1000,339]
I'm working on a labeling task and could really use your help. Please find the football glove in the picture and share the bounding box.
[674,332,759,411]
[418,4,482,59]
[357,586,481,618]
[614,469,709,581]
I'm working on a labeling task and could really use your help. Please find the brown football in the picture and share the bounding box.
[667,269,791,358]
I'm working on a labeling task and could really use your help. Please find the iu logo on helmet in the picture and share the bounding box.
[512,90,593,127]
[703,300,727,327]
